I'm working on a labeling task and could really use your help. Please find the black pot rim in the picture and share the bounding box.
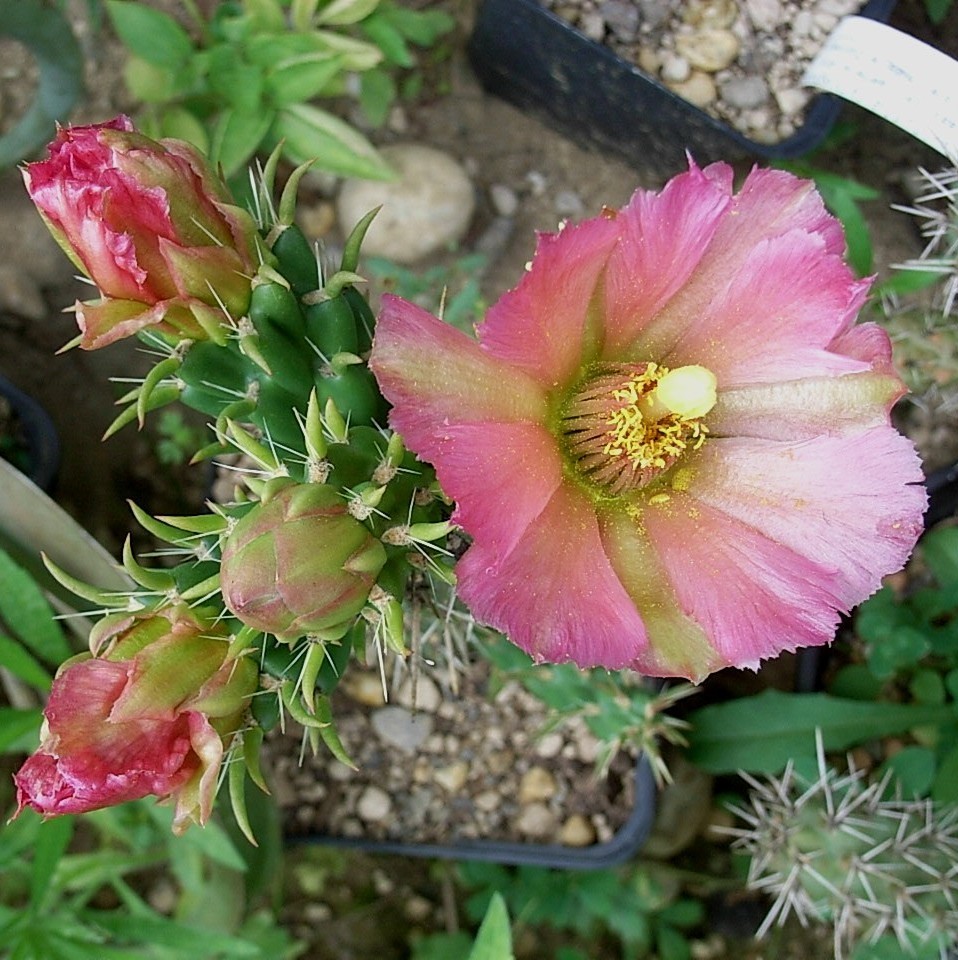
[0,374,60,492]
[285,753,657,870]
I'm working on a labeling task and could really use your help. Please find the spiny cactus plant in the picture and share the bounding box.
[726,735,958,960]
[879,164,958,398]
[18,124,453,837]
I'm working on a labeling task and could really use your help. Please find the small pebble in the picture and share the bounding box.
[395,674,442,713]
[669,71,718,108]
[336,143,475,264]
[719,75,769,110]
[357,786,392,823]
[371,705,434,753]
[559,814,597,847]
[675,29,741,72]
[515,802,558,839]
[519,766,558,803]
[489,183,519,217]
[434,760,470,793]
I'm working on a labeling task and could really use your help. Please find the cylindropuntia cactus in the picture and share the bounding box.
[726,735,958,960]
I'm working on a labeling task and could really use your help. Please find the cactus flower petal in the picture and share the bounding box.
[371,160,926,680]
[23,116,258,349]
[13,606,255,830]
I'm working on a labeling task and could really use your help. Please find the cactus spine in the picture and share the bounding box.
[727,736,958,959]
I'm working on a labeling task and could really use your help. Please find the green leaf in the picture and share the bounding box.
[155,107,210,155]
[210,108,273,177]
[0,546,71,667]
[361,12,412,66]
[0,632,52,691]
[208,45,264,113]
[315,0,381,27]
[381,2,454,46]
[359,68,397,127]
[467,892,514,960]
[309,28,383,70]
[244,0,287,31]
[105,0,194,68]
[932,742,958,803]
[910,668,947,705]
[686,690,956,774]
[77,911,262,956]
[30,816,75,912]
[656,923,692,960]
[0,706,42,753]
[0,0,84,167]
[921,526,958,587]
[866,626,931,680]
[879,745,936,798]
[266,52,345,105]
[270,103,393,180]
[924,0,953,24]
[827,663,884,701]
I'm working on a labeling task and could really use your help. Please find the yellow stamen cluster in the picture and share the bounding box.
[562,361,717,495]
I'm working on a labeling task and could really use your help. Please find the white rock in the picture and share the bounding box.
[535,732,564,759]
[554,190,585,218]
[515,802,557,839]
[792,9,814,36]
[774,86,810,118]
[579,10,606,41]
[394,673,442,713]
[669,71,718,108]
[489,183,519,217]
[743,0,782,31]
[719,75,769,110]
[559,814,597,847]
[660,52,691,83]
[474,790,501,812]
[519,766,558,803]
[434,760,470,793]
[371,705,434,753]
[675,28,740,72]
[357,785,392,822]
[336,144,475,265]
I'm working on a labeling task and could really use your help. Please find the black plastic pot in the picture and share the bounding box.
[468,0,897,173]
[0,374,60,492]
[289,754,657,870]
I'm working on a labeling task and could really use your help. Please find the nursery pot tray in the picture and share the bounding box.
[271,660,657,869]
[468,0,897,173]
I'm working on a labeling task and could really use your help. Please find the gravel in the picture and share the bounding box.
[539,0,866,142]
[267,656,643,850]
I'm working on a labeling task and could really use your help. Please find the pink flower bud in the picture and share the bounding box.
[13,605,257,833]
[220,480,388,641]
[23,116,259,349]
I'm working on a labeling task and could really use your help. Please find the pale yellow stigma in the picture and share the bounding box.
[603,364,715,473]
[651,365,717,419]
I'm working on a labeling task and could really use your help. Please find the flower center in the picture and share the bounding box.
[561,362,717,495]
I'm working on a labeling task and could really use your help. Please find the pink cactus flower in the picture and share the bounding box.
[23,116,259,349]
[370,162,927,681]
[13,606,257,832]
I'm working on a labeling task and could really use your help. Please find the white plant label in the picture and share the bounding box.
[803,16,958,159]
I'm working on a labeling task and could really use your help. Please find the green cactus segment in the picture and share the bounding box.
[109,201,455,777]
[268,222,320,297]
[304,295,360,356]
[731,746,958,957]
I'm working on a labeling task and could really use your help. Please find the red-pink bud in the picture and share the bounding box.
[220,480,388,641]
[13,605,257,833]
[23,116,259,349]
